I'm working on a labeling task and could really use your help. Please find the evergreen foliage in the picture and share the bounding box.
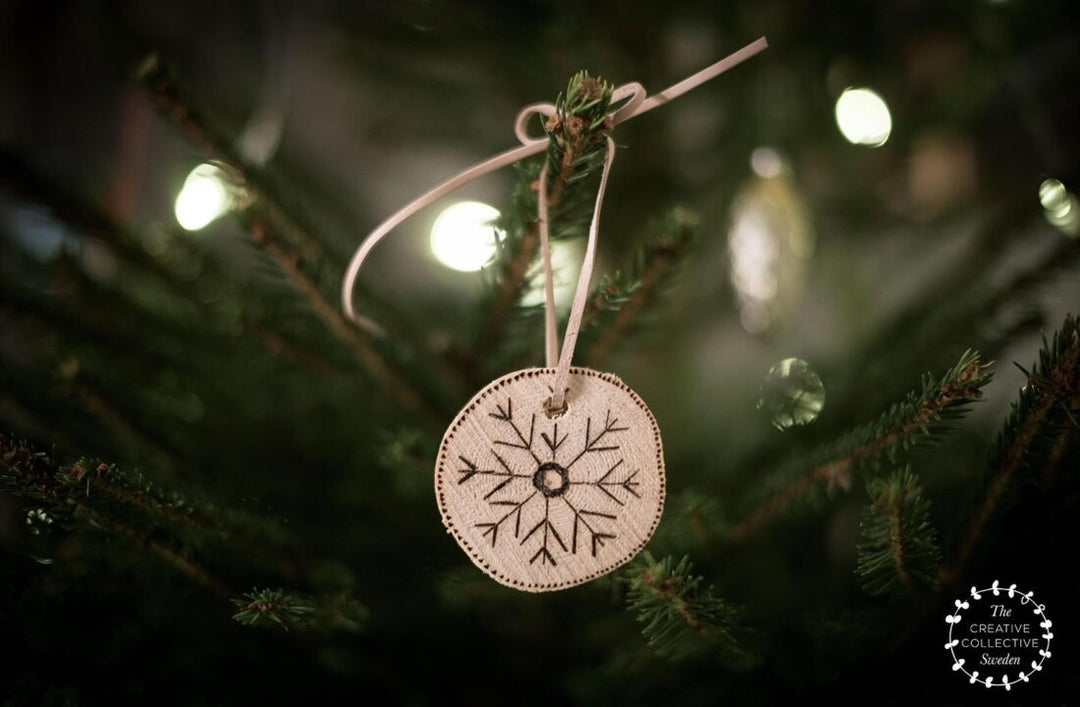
[1,5,1078,702]
[730,350,992,540]
[625,552,754,666]
[855,466,941,596]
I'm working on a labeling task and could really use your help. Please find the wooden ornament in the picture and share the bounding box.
[436,366,665,592]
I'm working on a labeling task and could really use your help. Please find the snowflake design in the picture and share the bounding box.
[455,396,641,566]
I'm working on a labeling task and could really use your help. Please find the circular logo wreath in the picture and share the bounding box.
[945,580,1053,690]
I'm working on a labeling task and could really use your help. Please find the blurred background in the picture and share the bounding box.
[1,1,1077,704]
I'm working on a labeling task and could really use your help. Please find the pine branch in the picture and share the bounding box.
[582,207,697,367]
[0,154,432,411]
[248,221,437,420]
[136,55,324,263]
[64,375,176,468]
[241,318,353,378]
[942,314,1080,585]
[624,552,755,666]
[830,220,1079,422]
[856,467,941,597]
[0,181,343,391]
[0,254,196,366]
[1,433,285,546]
[137,56,441,421]
[110,519,234,598]
[474,72,614,363]
[648,488,726,550]
[0,435,237,597]
[2,434,374,635]
[232,588,368,633]
[0,309,183,471]
[0,435,319,599]
[730,351,992,541]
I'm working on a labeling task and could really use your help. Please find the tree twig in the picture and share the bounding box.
[111,520,235,599]
[242,318,352,379]
[940,321,1079,587]
[249,221,437,421]
[67,378,176,472]
[137,56,322,262]
[639,569,705,634]
[0,436,235,599]
[729,358,987,542]
[478,75,613,356]
[887,490,916,595]
[139,57,443,421]
[584,244,679,367]
[484,226,539,347]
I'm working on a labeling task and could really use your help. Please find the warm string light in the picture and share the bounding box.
[175,163,231,231]
[729,149,813,334]
[429,200,502,272]
[1039,178,1079,237]
[729,206,779,333]
[750,147,784,179]
[835,87,892,147]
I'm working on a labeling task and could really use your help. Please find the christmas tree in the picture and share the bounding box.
[1,2,1077,703]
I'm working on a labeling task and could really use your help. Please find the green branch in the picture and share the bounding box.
[0,435,365,631]
[232,588,367,633]
[0,433,285,546]
[136,55,323,263]
[832,218,1079,418]
[625,552,755,666]
[730,351,991,541]
[582,207,697,367]
[942,314,1080,586]
[248,221,438,421]
[1,435,235,597]
[137,56,443,420]
[474,72,614,370]
[856,467,941,596]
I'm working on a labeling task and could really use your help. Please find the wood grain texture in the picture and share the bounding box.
[436,367,665,592]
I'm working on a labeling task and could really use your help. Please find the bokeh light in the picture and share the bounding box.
[757,358,826,430]
[728,175,814,334]
[175,163,231,231]
[1038,178,1067,212]
[520,238,582,311]
[430,201,502,272]
[729,208,779,333]
[750,147,784,179]
[835,88,892,147]
[1039,178,1080,237]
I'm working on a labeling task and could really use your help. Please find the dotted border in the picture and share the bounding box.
[435,366,666,592]
[946,580,1053,690]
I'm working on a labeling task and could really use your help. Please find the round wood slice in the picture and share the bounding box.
[436,367,666,592]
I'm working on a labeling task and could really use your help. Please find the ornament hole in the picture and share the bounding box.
[543,397,568,419]
[533,461,570,497]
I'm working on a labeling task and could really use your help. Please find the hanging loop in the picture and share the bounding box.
[341,36,767,333]
[514,103,557,145]
[341,37,769,404]
[538,134,617,412]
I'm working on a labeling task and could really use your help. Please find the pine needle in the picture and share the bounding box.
[472,71,615,374]
[582,207,698,367]
[625,552,756,667]
[232,588,367,633]
[943,314,1080,585]
[856,466,941,596]
[730,350,992,541]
